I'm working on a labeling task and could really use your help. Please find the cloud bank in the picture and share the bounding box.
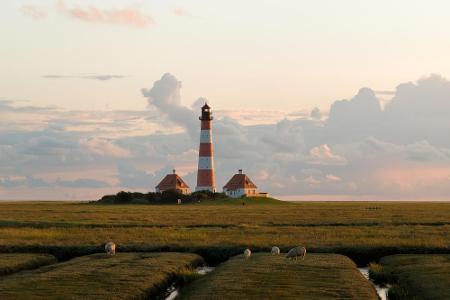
[1,74,450,200]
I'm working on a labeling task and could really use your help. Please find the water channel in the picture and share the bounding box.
[358,267,390,300]
[164,266,215,300]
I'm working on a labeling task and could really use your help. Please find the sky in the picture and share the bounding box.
[1,0,450,200]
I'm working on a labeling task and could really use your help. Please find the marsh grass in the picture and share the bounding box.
[0,253,57,276]
[180,253,379,300]
[371,254,450,299]
[1,201,450,228]
[1,202,449,298]
[0,202,450,264]
[0,252,203,300]
[0,224,449,264]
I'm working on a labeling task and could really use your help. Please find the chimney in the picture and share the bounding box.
[239,169,243,174]
[173,169,176,174]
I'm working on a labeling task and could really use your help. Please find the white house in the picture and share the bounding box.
[223,170,258,198]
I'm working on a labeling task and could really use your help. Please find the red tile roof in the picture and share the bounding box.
[223,174,257,190]
[156,174,190,191]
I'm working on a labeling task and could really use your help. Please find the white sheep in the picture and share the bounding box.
[244,249,252,259]
[285,246,306,261]
[105,242,116,256]
[271,246,280,255]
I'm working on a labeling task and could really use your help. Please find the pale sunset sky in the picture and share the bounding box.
[1,0,450,200]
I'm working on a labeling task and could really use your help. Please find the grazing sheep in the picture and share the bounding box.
[105,242,116,256]
[244,249,252,259]
[271,246,280,255]
[285,246,306,261]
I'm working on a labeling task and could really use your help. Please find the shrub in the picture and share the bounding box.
[97,190,229,204]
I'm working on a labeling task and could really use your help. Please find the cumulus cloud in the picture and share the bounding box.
[325,87,382,144]
[56,1,154,27]
[138,73,450,199]
[142,73,198,136]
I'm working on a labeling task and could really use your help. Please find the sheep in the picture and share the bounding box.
[285,246,306,261]
[244,249,252,259]
[271,246,280,255]
[105,242,116,256]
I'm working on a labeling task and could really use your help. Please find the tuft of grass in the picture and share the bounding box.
[177,266,204,283]
[0,253,57,276]
[374,254,450,299]
[367,262,385,284]
[180,253,379,300]
[0,252,203,300]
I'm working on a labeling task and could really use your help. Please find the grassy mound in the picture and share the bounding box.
[97,190,281,205]
[0,252,203,300]
[370,254,450,299]
[0,253,57,276]
[180,253,379,300]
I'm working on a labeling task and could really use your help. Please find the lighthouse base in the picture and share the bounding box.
[195,186,217,193]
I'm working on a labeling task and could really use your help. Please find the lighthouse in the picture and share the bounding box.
[195,103,217,192]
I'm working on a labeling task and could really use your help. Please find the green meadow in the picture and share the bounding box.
[180,253,379,300]
[0,200,449,298]
[0,252,202,300]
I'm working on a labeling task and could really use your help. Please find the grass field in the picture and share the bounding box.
[370,254,450,299]
[180,253,379,300]
[0,252,203,300]
[0,201,449,264]
[0,253,57,276]
[0,201,449,298]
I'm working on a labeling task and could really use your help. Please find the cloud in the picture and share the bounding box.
[171,7,200,19]
[308,144,347,166]
[3,74,450,200]
[325,174,342,182]
[310,107,322,120]
[142,73,198,136]
[56,178,111,188]
[117,163,171,189]
[42,74,126,81]
[80,138,130,158]
[20,5,47,20]
[0,176,110,189]
[138,73,450,199]
[374,90,396,95]
[325,87,382,144]
[57,1,154,27]
[172,8,189,17]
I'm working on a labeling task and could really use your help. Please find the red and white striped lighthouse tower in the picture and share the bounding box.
[195,103,216,192]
